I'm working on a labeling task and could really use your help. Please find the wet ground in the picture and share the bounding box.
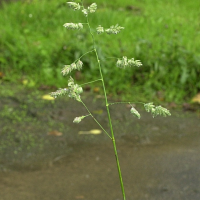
[0,83,200,200]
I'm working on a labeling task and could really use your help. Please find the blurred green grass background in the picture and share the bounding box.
[0,0,200,102]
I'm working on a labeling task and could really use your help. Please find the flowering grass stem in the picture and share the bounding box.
[50,1,171,199]
[85,9,127,199]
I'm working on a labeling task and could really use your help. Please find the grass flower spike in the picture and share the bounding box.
[76,60,83,70]
[73,116,85,123]
[105,24,124,34]
[67,77,83,102]
[117,56,142,69]
[144,102,155,112]
[82,8,88,16]
[62,60,83,76]
[63,23,83,30]
[152,106,171,117]
[96,25,104,34]
[50,78,83,101]
[62,63,76,75]
[88,3,97,13]
[144,103,171,118]
[81,3,97,17]
[128,58,142,67]
[67,2,80,10]
[50,88,68,99]
[130,107,140,119]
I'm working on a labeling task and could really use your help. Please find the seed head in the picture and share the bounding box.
[82,9,88,17]
[96,25,104,34]
[88,3,97,13]
[130,107,140,119]
[105,24,124,34]
[63,23,83,30]
[116,57,142,69]
[67,2,81,10]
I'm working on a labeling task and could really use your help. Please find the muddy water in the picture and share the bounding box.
[0,85,200,200]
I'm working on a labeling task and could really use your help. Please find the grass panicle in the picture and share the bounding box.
[50,1,171,199]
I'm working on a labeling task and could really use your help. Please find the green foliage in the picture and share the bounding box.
[0,0,199,102]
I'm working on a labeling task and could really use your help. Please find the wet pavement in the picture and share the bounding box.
[0,83,200,200]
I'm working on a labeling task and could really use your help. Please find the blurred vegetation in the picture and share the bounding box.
[0,0,200,103]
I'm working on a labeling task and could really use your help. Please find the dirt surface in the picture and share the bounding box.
[0,83,200,200]
[1,138,200,200]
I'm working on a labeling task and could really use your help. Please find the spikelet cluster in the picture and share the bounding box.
[67,77,83,102]
[50,88,68,99]
[130,107,140,119]
[62,60,83,76]
[50,77,83,102]
[73,116,85,123]
[96,24,124,35]
[82,9,88,17]
[82,3,97,16]
[96,25,104,34]
[88,3,97,13]
[63,23,83,30]
[105,24,124,34]
[67,2,81,10]
[116,56,142,69]
[144,103,171,118]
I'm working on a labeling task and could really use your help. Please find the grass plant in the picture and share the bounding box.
[50,1,171,199]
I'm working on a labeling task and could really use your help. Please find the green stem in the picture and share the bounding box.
[74,49,95,63]
[86,20,95,49]
[109,101,144,106]
[80,79,102,86]
[84,14,126,200]
[84,114,91,118]
[81,100,112,139]
[94,49,126,200]
[81,1,126,199]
